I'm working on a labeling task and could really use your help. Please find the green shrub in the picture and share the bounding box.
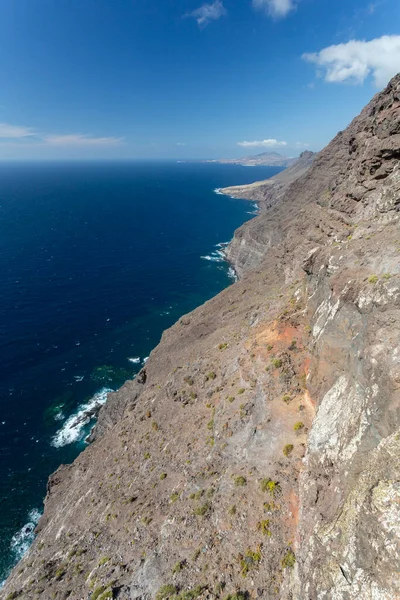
[172,560,186,574]
[281,549,296,568]
[156,584,178,600]
[237,388,245,395]
[260,478,280,497]
[293,421,304,431]
[160,473,167,480]
[194,502,211,516]
[218,343,228,350]
[207,372,216,380]
[170,491,180,503]
[234,476,247,487]
[368,275,378,284]
[272,358,282,369]
[257,519,271,536]
[283,444,294,457]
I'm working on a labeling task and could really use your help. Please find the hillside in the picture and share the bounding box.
[218,151,316,207]
[2,75,400,600]
[204,152,297,168]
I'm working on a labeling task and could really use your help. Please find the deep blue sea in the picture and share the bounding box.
[0,160,281,582]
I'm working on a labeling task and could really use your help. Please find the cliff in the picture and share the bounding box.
[204,152,297,168]
[2,76,400,600]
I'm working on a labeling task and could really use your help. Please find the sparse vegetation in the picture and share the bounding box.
[283,444,294,457]
[237,388,245,395]
[282,394,291,404]
[368,275,379,284]
[234,476,247,487]
[260,478,281,497]
[228,396,235,402]
[170,491,180,503]
[281,549,296,568]
[194,502,211,516]
[240,547,262,577]
[228,505,237,516]
[156,584,178,600]
[257,519,271,536]
[218,343,228,350]
[160,472,167,480]
[272,358,282,369]
[172,560,186,574]
[98,556,110,566]
[207,372,216,380]
[294,421,304,431]
[266,344,274,351]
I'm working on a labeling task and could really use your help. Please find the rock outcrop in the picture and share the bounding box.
[2,76,400,600]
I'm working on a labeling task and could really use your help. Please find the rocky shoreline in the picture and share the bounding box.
[2,76,400,600]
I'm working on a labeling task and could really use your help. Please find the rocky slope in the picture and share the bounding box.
[204,152,297,168]
[218,151,315,206]
[2,76,400,600]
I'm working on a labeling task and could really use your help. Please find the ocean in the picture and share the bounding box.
[0,160,281,582]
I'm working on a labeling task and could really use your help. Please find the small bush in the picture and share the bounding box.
[172,560,186,574]
[194,502,211,516]
[368,275,378,284]
[144,452,151,460]
[266,344,274,351]
[160,473,167,480]
[281,549,296,569]
[272,358,282,369]
[282,394,291,404]
[156,584,178,600]
[382,273,392,280]
[207,372,216,380]
[257,519,271,536]
[218,343,228,350]
[170,491,180,503]
[234,476,247,487]
[228,396,235,403]
[260,478,280,497]
[237,388,245,395]
[283,444,294,457]
[98,556,110,566]
[293,421,304,431]
[228,505,237,516]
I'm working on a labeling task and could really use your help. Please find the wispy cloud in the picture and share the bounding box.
[303,35,400,88]
[43,134,123,147]
[187,0,226,28]
[252,0,295,19]
[176,142,186,146]
[238,138,287,148]
[0,123,36,138]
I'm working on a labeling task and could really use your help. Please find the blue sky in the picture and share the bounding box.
[0,0,399,159]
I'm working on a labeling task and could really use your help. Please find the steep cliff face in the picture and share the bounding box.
[2,77,400,600]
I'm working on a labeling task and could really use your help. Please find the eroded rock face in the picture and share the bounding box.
[2,77,400,600]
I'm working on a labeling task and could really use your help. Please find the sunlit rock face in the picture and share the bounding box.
[2,76,400,600]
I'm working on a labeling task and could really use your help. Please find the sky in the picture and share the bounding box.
[0,0,399,160]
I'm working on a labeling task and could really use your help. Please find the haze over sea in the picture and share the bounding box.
[0,160,281,582]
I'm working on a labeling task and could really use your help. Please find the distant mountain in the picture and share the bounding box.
[204,151,297,167]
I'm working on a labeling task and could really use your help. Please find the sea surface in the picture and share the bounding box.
[0,160,281,582]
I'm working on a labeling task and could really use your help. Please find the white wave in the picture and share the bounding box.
[143,357,149,364]
[128,357,141,364]
[10,508,41,561]
[215,241,229,248]
[228,267,238,282]
[214,188,224,195]
[74,375,84,382]
[51,388,113,448]
[201,248,226,263]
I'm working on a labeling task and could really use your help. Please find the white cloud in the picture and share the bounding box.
[238,138,287,148]
[295,141,310,148]
[303,35,400,88]
[0,123,35,138]
[252,0,295,19]
[43,134,123,147]
[176,142,186,146]
[188,0,226,27]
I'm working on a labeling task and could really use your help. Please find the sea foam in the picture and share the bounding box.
[10,508,41,561]
[128,357,141,364]
[51,387,112,448]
